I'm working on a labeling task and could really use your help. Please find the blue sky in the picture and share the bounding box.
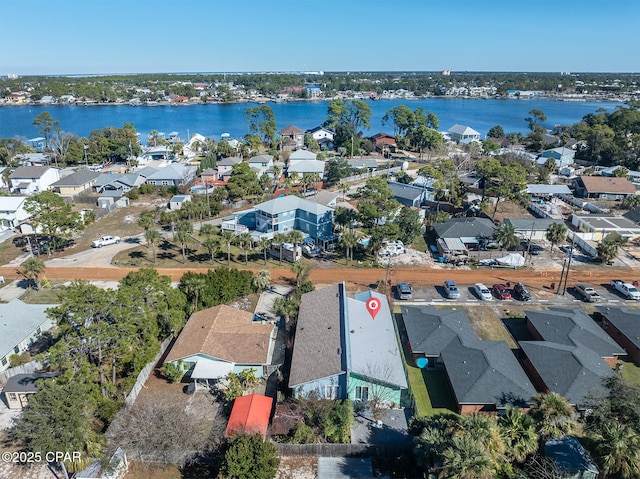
[3,0,639,75]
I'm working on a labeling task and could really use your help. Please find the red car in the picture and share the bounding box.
[492,284,511,300]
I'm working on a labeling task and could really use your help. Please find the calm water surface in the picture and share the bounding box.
[0,98,622,142]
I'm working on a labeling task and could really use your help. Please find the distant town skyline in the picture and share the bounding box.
[4,0,639,76]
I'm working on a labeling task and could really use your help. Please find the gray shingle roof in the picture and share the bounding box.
[289,285,344,387]
[401,305,478,356]
[387,182,424,202]
[255,195,332,216]
[216,157,242,166]
[9,166,51,179]
[441,337,536,408]
[0,299,55,359]
[526,308,625,358]
[503,218,565,231]
[433,217,496,240]
[50,170,100,187]
[520,341,612,407]
[3,373,57,393]
[596,306,640,348]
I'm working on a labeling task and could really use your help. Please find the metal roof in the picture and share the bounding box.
[0,300,55,359]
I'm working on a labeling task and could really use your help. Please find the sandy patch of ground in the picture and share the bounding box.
[276,456,317,479]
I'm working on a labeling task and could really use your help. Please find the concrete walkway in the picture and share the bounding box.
[0,280,27,302]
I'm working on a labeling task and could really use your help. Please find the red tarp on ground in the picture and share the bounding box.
[225,394,273,439]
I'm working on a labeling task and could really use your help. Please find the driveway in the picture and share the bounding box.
[43,235,143,269]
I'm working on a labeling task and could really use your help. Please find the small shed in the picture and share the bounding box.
[169,194,192,210]
[225,394,273,439]
[2,373,56,410]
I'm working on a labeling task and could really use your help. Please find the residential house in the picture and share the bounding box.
[287,160,325,177]
[347,159,378,171]
[94,172,147,194]
[137,145,171,165]
[2,373,57,410]
[370,132,397,153]
[0,299,57,372]
[215,156,242,181]
[145,163,197,187]
[503,218,566,241]
[388,181,432,207]
[9,166,59,195]
[572,175,636,199]
[26,137,46,152]
[537,147,576,169]
[441,337,536,413]
[225,394,273,439]
[519,308,623,408]
[280,125,305,150]
[525,184,572,197]
[544,436,598,479]
[596,306,640,365]
[289,284,408,406]
[433,217,496,254]
[168,194,192,210]
[447,124,481,144]
[14,153,52,166]
[600,165,640,184]
[307,126,334,143]
[50,170,100,197]
[310,190,339,208]
[571,214,640,241]
[0,196,30,230]
[231,195,336,247]
[164,304,275,388]
[401,305,478,367]
[289,149,317,162]
[248,155,274,177]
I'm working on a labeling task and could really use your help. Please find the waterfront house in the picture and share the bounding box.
[9,166,59,195]
[289,284,408,406]
[572,175,636,199]
[164,304,275,387]
[447,124,481,144]
[0,299,57,372]
[2,373,57,410]
[279,125,305,150]
[596,306,640,365]
[26,137,46,152]
[537,147,576,169]
[50,170,100,197]
[307,126,334,142]
[370,132,397,153]
[0,196,30,231]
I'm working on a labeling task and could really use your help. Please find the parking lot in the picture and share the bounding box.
[393,280,640,306]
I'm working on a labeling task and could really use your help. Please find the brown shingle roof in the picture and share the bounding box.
[166,305,274,365]
[579,175,636,194]
[288,285,344,387]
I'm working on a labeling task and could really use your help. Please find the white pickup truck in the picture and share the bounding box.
[91,235,121,248]
[610,279,640,300]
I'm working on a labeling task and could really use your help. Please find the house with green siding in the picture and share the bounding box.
[288,284,408,407]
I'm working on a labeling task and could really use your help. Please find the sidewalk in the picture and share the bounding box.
[0,280,26,302]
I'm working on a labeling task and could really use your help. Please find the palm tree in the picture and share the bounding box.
[493,223,520,251]
[440,434,494,479]
[594,421,640,479]
[545,223,567,253]
[339,230,359,266]
[499,407,538,463]
[199,223,217,237]
[339,181,349,201]
[180,274,206,312]
[529,392,576,443]
[203,235,220,264]
[597,239,619,265]
[175,229,191,264]
[137,210,155,231]
[291,261,309,288]
[258,237,272,266]
[458,414,505,462]
[237,231,253,265]
[287,230,305,257]
[252,269,271,292]
[221,230,236,267]
[145,229,161,264]
[273,233,287,265]
[20,257,45,290]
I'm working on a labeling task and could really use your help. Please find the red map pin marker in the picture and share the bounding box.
[366,297,381,320]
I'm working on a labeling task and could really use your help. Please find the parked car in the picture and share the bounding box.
[513,282,532,301]
[444,280,460,299]
[610,279,640,300]
[473,283,492,301]
[492,284,512,300]
[397,282,412,300]
[91,235,121,248]
[574,283,603,302]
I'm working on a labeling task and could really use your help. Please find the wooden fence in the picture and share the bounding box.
[124,337,172,406]
[275,442,407,457]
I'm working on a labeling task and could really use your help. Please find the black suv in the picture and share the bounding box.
[513,282,532,301]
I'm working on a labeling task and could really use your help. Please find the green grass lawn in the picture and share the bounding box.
[20,283,63,304]
[620,358,640,386]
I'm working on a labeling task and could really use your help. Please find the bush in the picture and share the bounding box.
[9,352,30,367]
[139,183,157,195]
[124,188,139,200]
[221,433,279,479]
[161,361,184,383]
